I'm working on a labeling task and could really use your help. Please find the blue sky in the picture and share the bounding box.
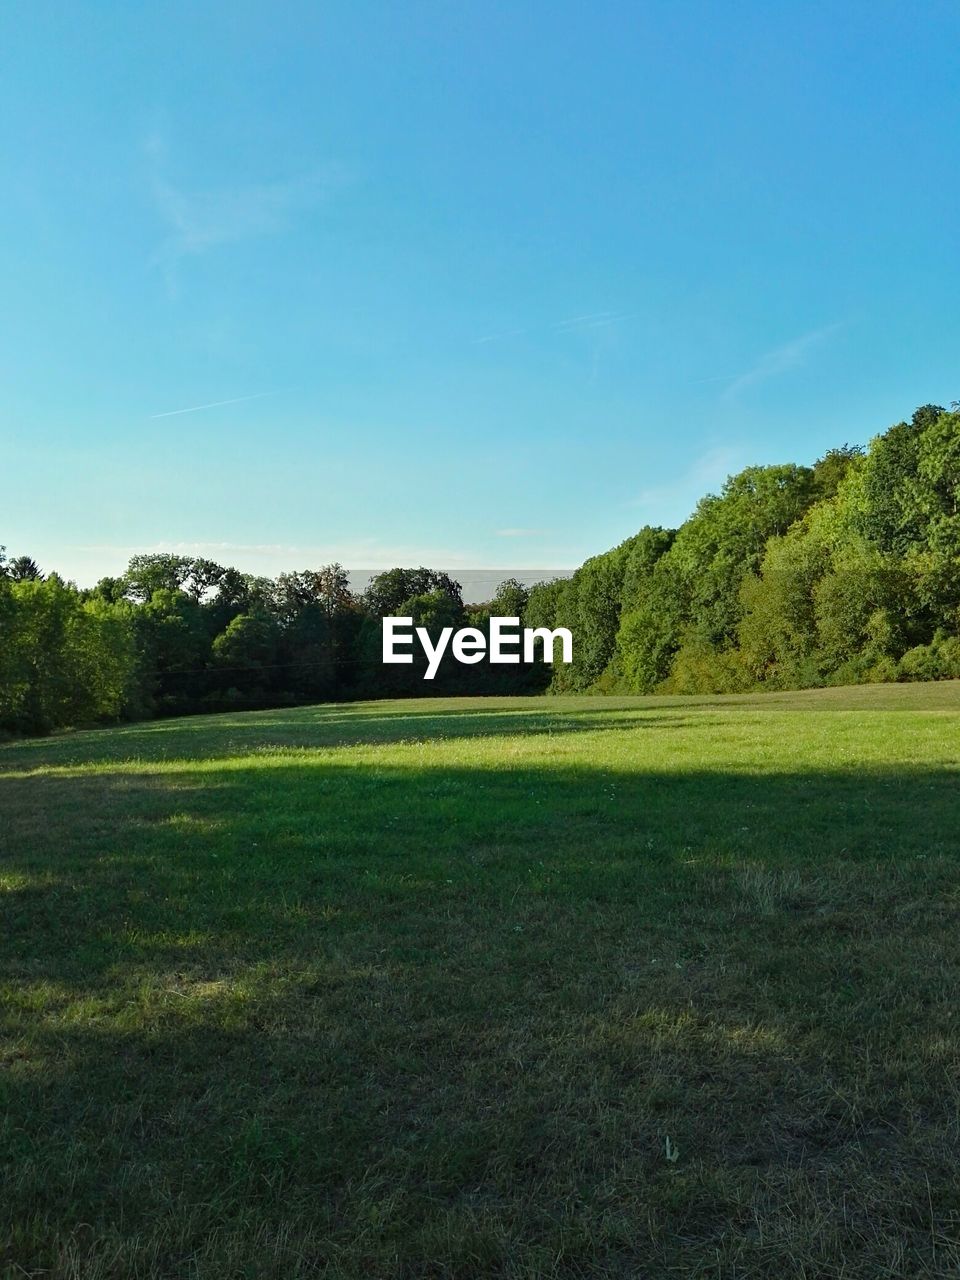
[2,1,958,585]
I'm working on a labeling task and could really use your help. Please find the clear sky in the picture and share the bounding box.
[2,1,958,586]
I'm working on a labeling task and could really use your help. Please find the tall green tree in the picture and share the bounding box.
[7,555,43,582]
[364,568,462,617]
[124,554,194,601]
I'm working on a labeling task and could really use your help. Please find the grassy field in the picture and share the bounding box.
[2,683,960,1278]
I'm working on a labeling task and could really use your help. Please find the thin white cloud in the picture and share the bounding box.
[720,323,841,398]
[151,171,334,259]
[71,539,488,568]
[144,130,348,290]
[472,327,528,345]
[553,309,634,331]
[472,309,634,345]
[553,310,617,328]
[150,392,275,419]
[75,540,317,556]
[53,537,585,589]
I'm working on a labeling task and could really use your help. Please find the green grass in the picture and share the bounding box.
[2,683,960,1278]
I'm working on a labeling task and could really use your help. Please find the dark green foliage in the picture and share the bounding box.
[812,443,864,501]
[898,630,960,681]
[364,566,463,616]
[0,576,136,732]
[123,552,194,600]
[6,555,43,582]
[488,576,530,618]
[0,552,549,731]
[211,609,281,700]
[620,526,675,612]
[87,575,127,604]
[548,465,820,694]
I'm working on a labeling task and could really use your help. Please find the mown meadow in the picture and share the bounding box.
[2,683,960,1277]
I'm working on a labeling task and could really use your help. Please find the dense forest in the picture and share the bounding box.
[0,556,546,733]
[2,402,959,733]
[534,402,960,695]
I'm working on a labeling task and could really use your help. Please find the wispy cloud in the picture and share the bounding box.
[496,528,550,538]
[149,392,276,419]
[472,327,528,346]
[553,309,634,332]
[58,538,581,589]
[144,130,347,291]
[471,309,634,346]
[151,170,335,259]
[71,538,488,569]
[719,323,841,399]
[77,541,316,556]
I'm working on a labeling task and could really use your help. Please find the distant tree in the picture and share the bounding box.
[275,571,318,623]
[273,565,359,700]
[619,526,675,613]
[124,554,193,601]
[213,566,250,611]
[918,408,960,519]
[737,509,832,684]
[206,569,277,620]
[522,577,577,690]
[133,588,210,711]
[911,404,946,431]
[523,578,570,632]
[0,576,137,732]
[213,609,280,668]
[274,565,352,619]
[401,589,465,634]
[612,464,820,691]
[812,444,864,501]
[364,567,462,617]
[88,576,127,604]
[7,555,43,582]
[310,564,355,618]
[854,409,956,556]
[490,577,530,617]
[211,609,281,698]
[184,557,226,602]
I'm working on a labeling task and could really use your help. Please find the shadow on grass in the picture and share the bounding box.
[2,756,958,982]
[3,756,960,1276]
[6,680,960,774]
[0,706,700,772]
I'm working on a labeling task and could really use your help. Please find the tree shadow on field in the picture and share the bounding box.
[0,705,695,772]
[2,756,960,1277]
[2,756,959,986]
[4,680,958,774]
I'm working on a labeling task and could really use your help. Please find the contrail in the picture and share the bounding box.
[472,327,528,345]
[150,392,275,419]
[553,310,617,329]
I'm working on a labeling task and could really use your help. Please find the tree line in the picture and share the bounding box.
[0,556,547,733]
[531,402,960,694]
[2,401,958,733]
